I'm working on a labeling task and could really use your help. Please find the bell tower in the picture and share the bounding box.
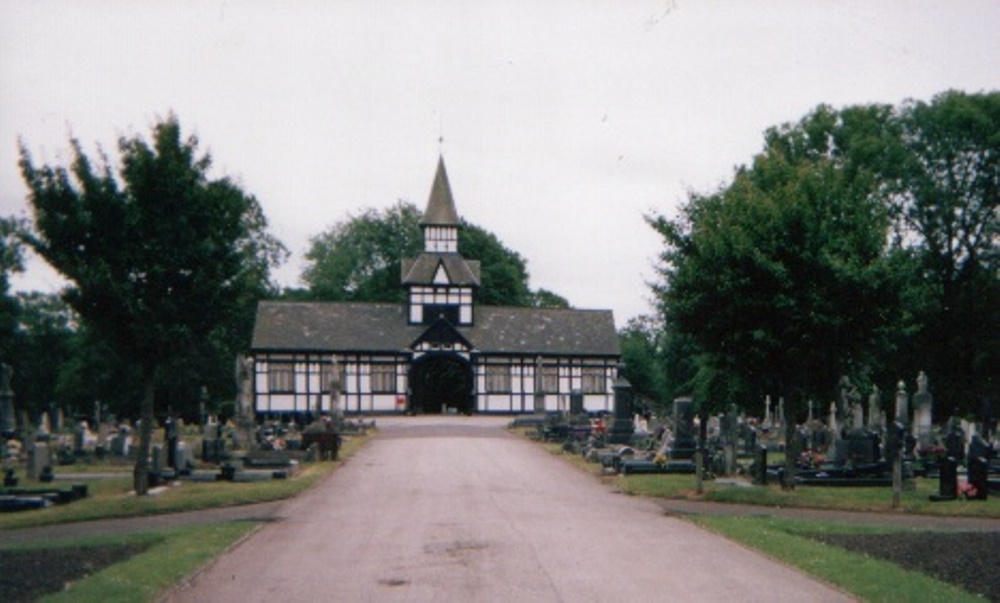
[401,157,480,326]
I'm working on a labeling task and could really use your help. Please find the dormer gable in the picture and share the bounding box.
[432,261,451,285]
[411,316,474,354]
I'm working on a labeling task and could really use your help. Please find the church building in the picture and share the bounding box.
[249,158,620,415]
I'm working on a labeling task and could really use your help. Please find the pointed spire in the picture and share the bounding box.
[421,155,460,226]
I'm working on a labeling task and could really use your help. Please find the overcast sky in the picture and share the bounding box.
[2,0,998,327]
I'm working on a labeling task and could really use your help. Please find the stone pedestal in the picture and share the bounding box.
[607,375,634,444]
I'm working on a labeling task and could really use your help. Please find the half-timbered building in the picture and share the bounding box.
[250,157,620,415]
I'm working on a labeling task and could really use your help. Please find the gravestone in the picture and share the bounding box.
[968,434,991,464]
[867,385,883,430]
[165,415,178,468]
[846,430,879,465]
[944,422,965,465]
[175,441,194,473]
[151,444,167,474]
[27,442,51,480]
[930,456,958,501]
[753,445,768,485]
[894,380,909,426]
[967,456,988,500]
[109,429,131,457]
[670,397,697,460]
[911,371,934,447]
[607,374,634,444]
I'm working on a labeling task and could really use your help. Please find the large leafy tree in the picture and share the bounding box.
[893,91,999,411]
[299,200,566,307]
[19,115,285,494]
[651,91,999,427]
[650,104,900,417]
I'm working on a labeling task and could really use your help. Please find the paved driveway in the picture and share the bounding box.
[168,416,851,602]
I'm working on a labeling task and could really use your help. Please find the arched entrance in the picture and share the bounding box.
[409,354,474,414]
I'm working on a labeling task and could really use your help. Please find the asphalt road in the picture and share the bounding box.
[167,416,852,602]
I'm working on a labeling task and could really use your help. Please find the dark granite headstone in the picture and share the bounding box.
[754,445,768,485]
[671,397,697,459]
[930,457,958,501]
[968,456,989,501]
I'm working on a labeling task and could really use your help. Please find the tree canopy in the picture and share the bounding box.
[298,200,569,307]
[19,115,286,493]
[650,91,998,419]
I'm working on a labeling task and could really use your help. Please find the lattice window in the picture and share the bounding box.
[541,366,559,393]
[485,365,512,393]
[269,363,295,393]
[371,363,396,393]
[582,367,605,394]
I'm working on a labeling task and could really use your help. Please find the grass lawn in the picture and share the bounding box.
[0,430,373,530]
[1,523,258,602]
[526,434,999,519]
[614,472,1000,517]
[0,430,376,601]
[689,516,982,602]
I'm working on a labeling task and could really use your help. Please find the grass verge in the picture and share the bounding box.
[0,431,373,531]
[615,472,1000,517]
[688,516,980,602]
[3,523,259,602]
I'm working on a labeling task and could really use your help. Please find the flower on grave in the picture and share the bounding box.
[797,450,825,470]
[959,482,978,499]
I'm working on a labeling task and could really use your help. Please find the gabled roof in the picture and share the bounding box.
[410,317,474,351]
[401,253,481,286]
[252,302,420,353]
[420,156,461,226]
[251,301,620,357]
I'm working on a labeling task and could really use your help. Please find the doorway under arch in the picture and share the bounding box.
[409,354,474,414]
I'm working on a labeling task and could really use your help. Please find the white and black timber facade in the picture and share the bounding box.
[250,157,621,415]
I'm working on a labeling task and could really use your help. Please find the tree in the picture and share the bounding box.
[0,217,25,364]
[299,200,565,307]
[10,292,77,419]
[650,105,900,413]
[19,115,285,494]
[302,201,422,302]
[893,91,999,411]
[618,315,669,413]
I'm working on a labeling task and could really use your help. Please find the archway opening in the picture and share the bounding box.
[409,354,474,414]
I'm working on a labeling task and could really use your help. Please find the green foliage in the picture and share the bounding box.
[0,216,26,363]
[892,91,1000,410]
[618,315,669,411]
[459,221,531,306]
[10,292,77,418]
[302,201,422,302]
[298,200,565,307]
[527,288,571,308]
[650,91,998,417]
[19,114,286,492]
[651,106,898,412]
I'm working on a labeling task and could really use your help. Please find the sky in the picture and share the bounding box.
[2,0,998,327]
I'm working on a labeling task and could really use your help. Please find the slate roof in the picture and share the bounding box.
[251,301,620,357]
[401,253,481,286]
[420,156,460,226]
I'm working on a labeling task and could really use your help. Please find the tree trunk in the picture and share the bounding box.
[133,370,156,495]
